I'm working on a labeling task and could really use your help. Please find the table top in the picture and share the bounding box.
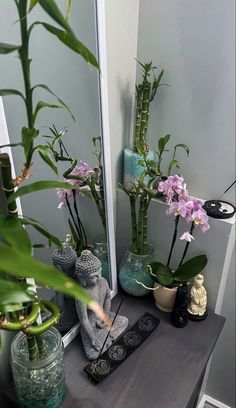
[62,293,225,408]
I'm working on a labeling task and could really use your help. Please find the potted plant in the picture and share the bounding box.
[123,60,166,189]
[0,1,108,406]
[137,175,210,311]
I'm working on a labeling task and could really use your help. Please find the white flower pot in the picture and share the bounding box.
[154,284,177,312]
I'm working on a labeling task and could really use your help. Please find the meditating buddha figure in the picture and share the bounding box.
[75,250,128,360]
[188,274,207,320]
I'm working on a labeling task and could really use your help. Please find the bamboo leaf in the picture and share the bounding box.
[21,127,39,159]
[0,89,25,100]
[7,180,73,204]
[29,0,39,12]
[36,145,58,175]
[158,135,171,155]
[0,216,31,255]
[167,159,180,176]
[0,245,92,305]
[38,0,72,32]
[174,255,208,283]
[0,279,36,313]
[33,101,62,125]
[32,84,76,122]
[19,216,62,248]
[0,42,20,54]
[41,23,99,68]
[66,0,72,22]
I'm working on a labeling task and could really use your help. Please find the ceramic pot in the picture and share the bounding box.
[154,284,177,312]
[119,244,155,296]
[11,327,65,408]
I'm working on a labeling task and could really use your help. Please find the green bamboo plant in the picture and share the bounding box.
[0,0,108,359]
[134,60,165,152]
[156,134,190,176]
[121,143,159,255]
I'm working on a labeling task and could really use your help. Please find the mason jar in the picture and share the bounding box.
[10,327,65,408]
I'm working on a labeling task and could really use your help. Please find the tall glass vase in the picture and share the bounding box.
[119,243,155,296]
[11,327,65,408]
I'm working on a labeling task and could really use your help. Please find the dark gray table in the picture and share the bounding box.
[62,293,224,408]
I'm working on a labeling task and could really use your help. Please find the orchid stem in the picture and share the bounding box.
[167,215,180,267]
[178,222,195,268]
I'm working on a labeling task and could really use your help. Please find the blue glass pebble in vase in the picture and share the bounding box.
[119,244,155,296]
[123,147,155,189]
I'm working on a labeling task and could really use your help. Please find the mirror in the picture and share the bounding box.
[0,0,117,346]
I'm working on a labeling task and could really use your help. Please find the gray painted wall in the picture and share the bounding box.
[137,0,235,203]
[135,1,235,405]
[0,0,103,265]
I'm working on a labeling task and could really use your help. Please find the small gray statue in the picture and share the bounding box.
[75,250,128,360]
[52,234,78,332]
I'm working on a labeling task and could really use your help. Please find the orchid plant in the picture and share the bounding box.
[147,175,209,287]
[43,126,106,254]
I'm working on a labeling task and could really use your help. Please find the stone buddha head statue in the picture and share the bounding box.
[75,249,102,288]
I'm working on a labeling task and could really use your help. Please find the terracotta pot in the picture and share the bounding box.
[153,284,177,312]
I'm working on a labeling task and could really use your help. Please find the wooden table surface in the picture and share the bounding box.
[61,293,225,408]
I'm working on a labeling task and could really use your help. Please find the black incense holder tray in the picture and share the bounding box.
[84,312,160,383]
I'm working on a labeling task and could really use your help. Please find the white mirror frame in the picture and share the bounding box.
[0,0,117,347]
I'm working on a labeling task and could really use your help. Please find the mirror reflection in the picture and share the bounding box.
[0,0,111,340]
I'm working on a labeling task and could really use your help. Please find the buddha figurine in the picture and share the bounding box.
[188,274,207,321]
[75,250,128,360]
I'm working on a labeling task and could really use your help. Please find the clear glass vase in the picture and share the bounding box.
[93,234,110,282]
[11,327,65,408]
[119,243,156,296]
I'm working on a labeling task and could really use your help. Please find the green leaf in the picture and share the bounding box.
[0,42,20,54]
[158,134,171,155]
[0,142,22,149]
[174,255,208,283]
[149,262,174,286]
[21,127,39,160]
[155,69,164,88]
[36,145,58,175]
[167,159,180,176]
[136,141,145,157]
[33,101,62,125]
[29,0,39,12]
[38,0,72,32]
[66,0,72,22]
[174,144,190,156]
[0,216,31,255]
[0,89,25,100]
[19,216,62,248]
[0,245,92,305]
[0,279,36,313]
[32,84,76,122]
[7,180,73,204]
[41,23,99,69]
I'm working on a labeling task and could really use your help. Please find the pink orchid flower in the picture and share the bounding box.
[56,188,73,209]
[180,231,195,242]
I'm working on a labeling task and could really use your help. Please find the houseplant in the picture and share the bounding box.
[0,1,108,406]
[123,60,166,189]
[137,175,209,311]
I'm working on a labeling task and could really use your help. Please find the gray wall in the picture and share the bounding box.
[137,0,235,203]
[0,0,103,265]
[135,1,235,406]
[206,248,235,408]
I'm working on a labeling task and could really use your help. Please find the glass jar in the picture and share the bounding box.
[11,327,65,408]
[119,243,156,296]
[93,234,110,282]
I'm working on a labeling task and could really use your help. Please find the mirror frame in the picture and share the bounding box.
[0,0,117,347]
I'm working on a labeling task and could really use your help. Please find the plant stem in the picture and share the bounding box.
[65,194,81,240]
[137,194,145,254]
[72,189,87,248]
[167,215,180,267]
[178,222,195,268]
[130,194,138,253]
[0,153,18,215]
[142,195,149,254]
[26,333,38,361]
